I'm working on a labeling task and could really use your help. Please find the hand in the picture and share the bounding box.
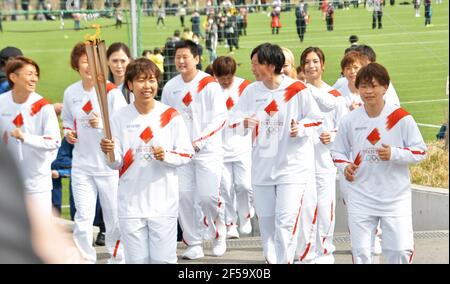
[243,116,259,129]
[152,146,165,161]
[377,143,391,161]
[344,163,359,182]
[66,130,78,144]
[290,119,299,137]
[100,138,115,155]
[88,112,100,129]
[51,170,60,179]
[319,131,331,145]
[10,128,24,142]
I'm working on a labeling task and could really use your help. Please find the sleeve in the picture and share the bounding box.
[192,83,228,150]
[228,87,251,137]
[61,89,75,137]
[162,116,195,167]
[330,118,353,173]
[330,97,349,143]
[310,87,337,112]
[22,105,61,151]
[384,82,401,107]
[105,115,124,170]
[295,89,324,138]
[390,116,427,165]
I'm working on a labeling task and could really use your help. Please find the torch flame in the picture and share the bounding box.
[84,24,101,42]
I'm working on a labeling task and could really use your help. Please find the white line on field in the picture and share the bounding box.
[402,98,449,104]
[417,123,442,128]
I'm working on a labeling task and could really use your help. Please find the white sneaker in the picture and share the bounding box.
[182,245,204,260]
[226,226,240,239]
[314,254,335,264]
[239,218,252,235]
[373,235,382,255]
[212,235,227,257]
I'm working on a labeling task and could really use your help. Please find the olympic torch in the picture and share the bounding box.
[84,25,115,162]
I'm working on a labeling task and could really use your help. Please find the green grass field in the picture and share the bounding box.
[1,4,448,219]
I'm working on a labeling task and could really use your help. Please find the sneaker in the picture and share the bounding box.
[226,225,240,239]
[182,245,204,260]
[373,235,382,255]
[314,254,335,264]
[95,232,105,246]
[212,234,227,257]
[239,218,252,235]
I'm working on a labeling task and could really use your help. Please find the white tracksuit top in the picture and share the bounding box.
[221,76,252,163]
[333,77,401,107]
[0,91,61,193]
[62,81,127,176]
[331,103,427,216]
[310,83,349,174]
[229,75,323,186]
[161,71,227,159]
[107,101,194,218]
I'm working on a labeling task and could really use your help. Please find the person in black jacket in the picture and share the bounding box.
[295,0,308,42]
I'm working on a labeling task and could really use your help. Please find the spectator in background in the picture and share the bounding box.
[181,27,194,40]
[148,47,165,74]
[0,46,23,95]
[192,34,204,70]
[414,0,421,17]
[163,30,181,85]
[115,8,123,29]
[191,11,203,38]
[177,1,187,27]
[372,0,383,29]
[325,2,334,31]
[21,1,30,20]
[345,35,359,54]
[205,16,219,63]
[156,5,166,28]
[295,0,308,42]
[270,6,282,34]
[424,0,432,27]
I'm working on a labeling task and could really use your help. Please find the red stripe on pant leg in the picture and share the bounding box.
[300,243,311,262]
[113,240,121,258]
[182,239,189,246]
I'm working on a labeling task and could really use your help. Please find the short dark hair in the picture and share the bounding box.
[175,40,199,58]
[106,42,131,59]
[300,47,325,71]
[6,56,40,88]
[250,43,285,75]
[174,30,181,37]
[212,56,237,77]
[70,42,86,71]
[142,50,152,56]
[347,44,376,62]
[355,62,390,89]
[340,51,370,71]
[349,35,359,44]
[125,57,161,90]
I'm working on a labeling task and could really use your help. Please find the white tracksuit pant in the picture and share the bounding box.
[315,172,336,261]
[71,172,124,263]
[178,158,225,246]
[294,177,318,264]
[220,156,253,228]
[253,184,306,264]
[119,216,178,264]
[348,214,415,264]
